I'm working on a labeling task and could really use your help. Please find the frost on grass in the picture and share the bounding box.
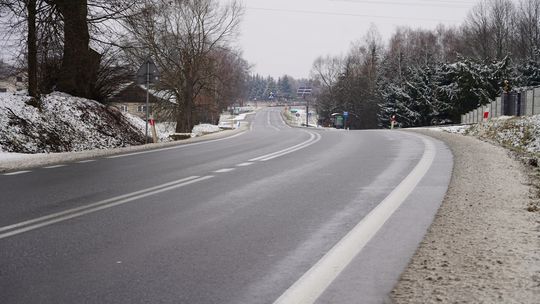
[466,115,540,155]
[459,115,540,212]
[0,92,145,153]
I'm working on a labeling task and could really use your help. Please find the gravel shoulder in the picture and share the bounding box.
[391,130,540,303]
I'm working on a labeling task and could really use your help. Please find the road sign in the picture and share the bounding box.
[297,87,312,96]
[136,58,160,144]
[136,58,160,85]
[343,111,349,117]
[297,86,312,127]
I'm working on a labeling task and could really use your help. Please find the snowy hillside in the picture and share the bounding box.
[0,92,145,153]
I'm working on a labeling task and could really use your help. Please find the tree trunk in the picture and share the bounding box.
[54,0,100,98]
[27,0,38,99]
[175,93,194,133]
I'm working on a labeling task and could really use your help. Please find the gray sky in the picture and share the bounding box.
[228,0,479,79]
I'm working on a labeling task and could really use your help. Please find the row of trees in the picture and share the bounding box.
[311,0,540,129]
[0,0,249,133]
[246,74,310,101]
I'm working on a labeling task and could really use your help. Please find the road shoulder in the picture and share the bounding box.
[391,130,539,303]
[0,125,248,173]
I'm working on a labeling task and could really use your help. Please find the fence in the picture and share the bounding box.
[461,87,540,124]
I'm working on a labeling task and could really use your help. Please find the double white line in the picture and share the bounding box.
[1,131,321,239]
[0,176,213,239]
[249,131,321,162]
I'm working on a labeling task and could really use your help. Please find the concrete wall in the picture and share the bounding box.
[533,88,540,115]
[461,87,540,124]
[525,90,534,115]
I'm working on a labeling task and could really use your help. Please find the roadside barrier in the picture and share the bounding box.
[461,86,540,124]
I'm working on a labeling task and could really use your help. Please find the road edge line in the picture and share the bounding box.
[272,136,437,304]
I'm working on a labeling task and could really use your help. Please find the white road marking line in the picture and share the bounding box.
[77,160,95,163]
[272,136,437,304]
[214,168,236,173]
[43,165,66,169]
[3,170,31,176]
[249,131,319,162]
[279,111,291,128]
[107,131,246,159]
[0,176,212,239]
[267,111,280,131]
[236,162,254,167]
[261,133,321,161]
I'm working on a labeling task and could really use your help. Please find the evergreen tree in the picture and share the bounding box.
[437,56,509,121]
[278,75,292,99]
[515,48,540,87]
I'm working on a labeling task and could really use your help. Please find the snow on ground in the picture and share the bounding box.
[0,92,145,153]
[0,152,45,162]
[466,115,540,155]
[191,124,221,137]
[0,91,249,159]
[416,115,540,156]
[433,125,469,134]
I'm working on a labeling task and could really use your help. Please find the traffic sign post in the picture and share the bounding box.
[297,87,312,127]
[136,58,160,144]
[343,111,349,129]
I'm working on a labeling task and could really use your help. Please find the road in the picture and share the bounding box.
[0,107,452,304]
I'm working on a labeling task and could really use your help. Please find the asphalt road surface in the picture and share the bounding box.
[0,107,452,304]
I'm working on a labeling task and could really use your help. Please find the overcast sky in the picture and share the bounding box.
[227,0,480,79]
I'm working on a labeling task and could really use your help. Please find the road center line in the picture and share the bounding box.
[107,131,246,159]
[261,133,321,161]
[43,165,66,169]
[3,170,31,176]
[236,162,254,167]
[249,131,319,162]
[267,111,280,131]
[214,168,236,173]
[272,136,436,304]
[77,160,96,163]
[0,176,213,239]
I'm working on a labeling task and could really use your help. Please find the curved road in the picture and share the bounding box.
[0,107,452,303]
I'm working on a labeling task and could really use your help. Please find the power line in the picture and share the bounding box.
[329,0,477,9]
[246,6,462,23]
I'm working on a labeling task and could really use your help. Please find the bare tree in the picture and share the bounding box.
[490,0,515,60]
[311,55,343,91]
[211,48,250,114]
[124,0,243,133]
[515,0,540,59]
[463,0,493,59]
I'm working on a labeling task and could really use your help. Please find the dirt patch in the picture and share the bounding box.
[391,130,540,303]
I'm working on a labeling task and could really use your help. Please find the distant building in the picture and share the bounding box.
[0,62,26,93]
[107,82,221,125]
[107,82,172,120]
